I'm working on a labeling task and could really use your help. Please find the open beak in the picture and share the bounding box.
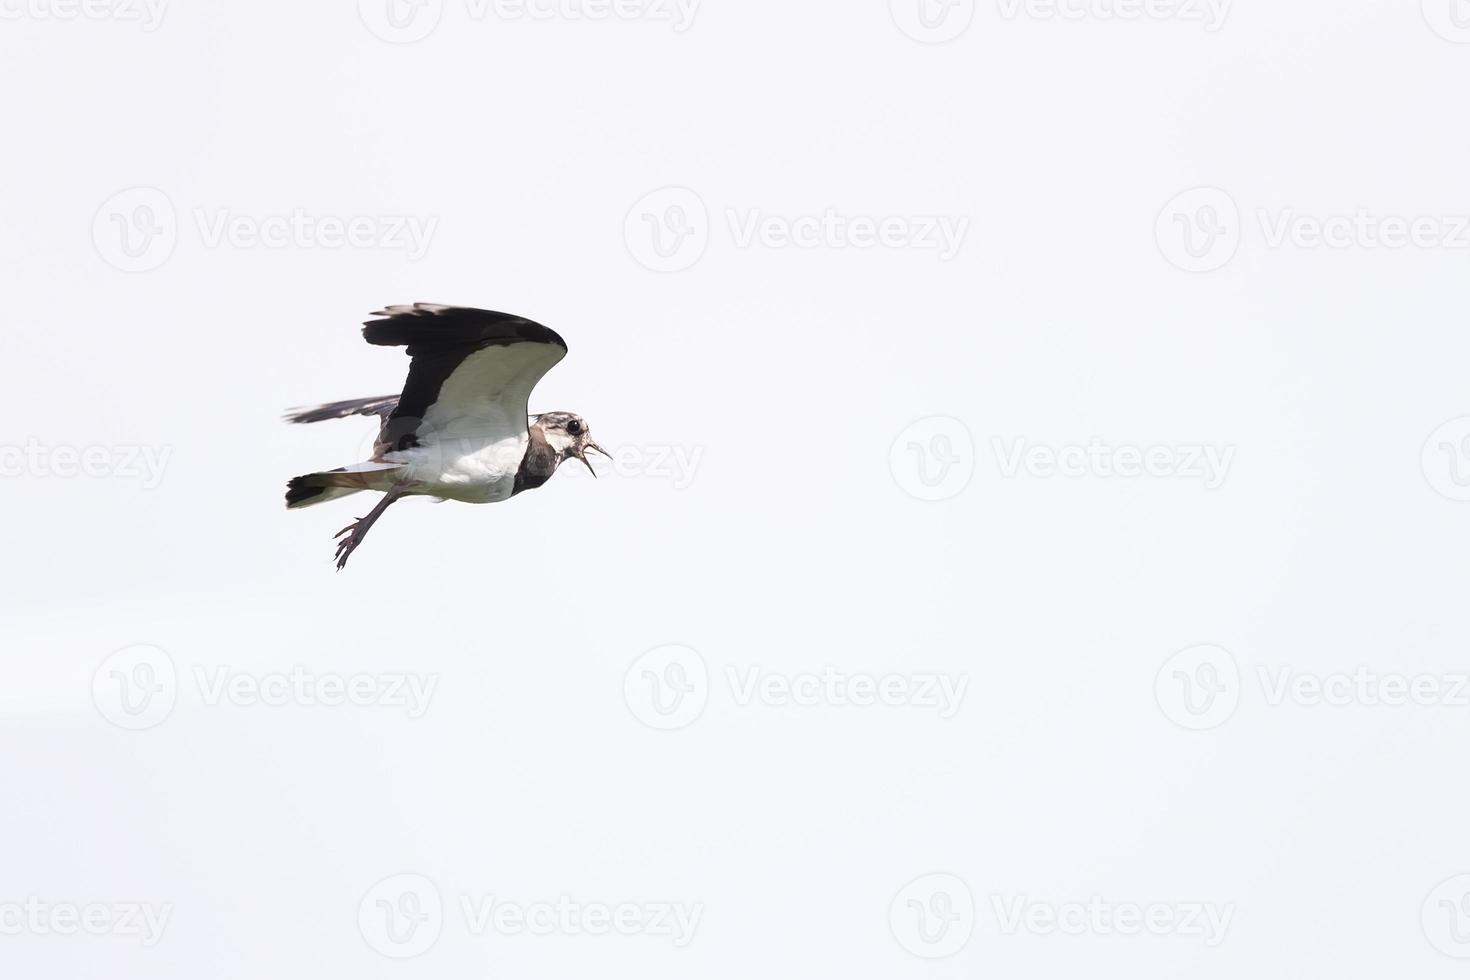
[576,442,610,478]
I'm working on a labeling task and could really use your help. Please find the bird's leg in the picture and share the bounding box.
[333,481,417,571]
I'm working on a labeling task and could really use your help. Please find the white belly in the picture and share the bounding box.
[392,433,526,504]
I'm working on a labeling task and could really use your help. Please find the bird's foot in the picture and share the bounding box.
[327,480,417,572]
[333,518,369,571]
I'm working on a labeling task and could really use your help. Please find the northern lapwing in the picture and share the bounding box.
[284,304,606,569]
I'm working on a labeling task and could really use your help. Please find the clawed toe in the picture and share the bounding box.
[334,523,365,570]
[324,482,417,572]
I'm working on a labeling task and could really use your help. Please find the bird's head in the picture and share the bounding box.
[532,412,610,476]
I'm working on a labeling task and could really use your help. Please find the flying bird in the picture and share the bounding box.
[284,303,606,569]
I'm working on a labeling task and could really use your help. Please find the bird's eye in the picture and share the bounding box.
[567,420,583,435]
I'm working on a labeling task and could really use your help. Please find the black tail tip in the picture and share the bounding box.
[286,476,326,508]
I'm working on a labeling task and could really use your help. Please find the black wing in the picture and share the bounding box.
[283,395,400,425]
[362,303,568,454]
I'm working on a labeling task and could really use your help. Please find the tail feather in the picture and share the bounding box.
[285,461,405,509]
[286,475,363,510]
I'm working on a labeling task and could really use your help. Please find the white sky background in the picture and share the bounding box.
[4,0,1470,976]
